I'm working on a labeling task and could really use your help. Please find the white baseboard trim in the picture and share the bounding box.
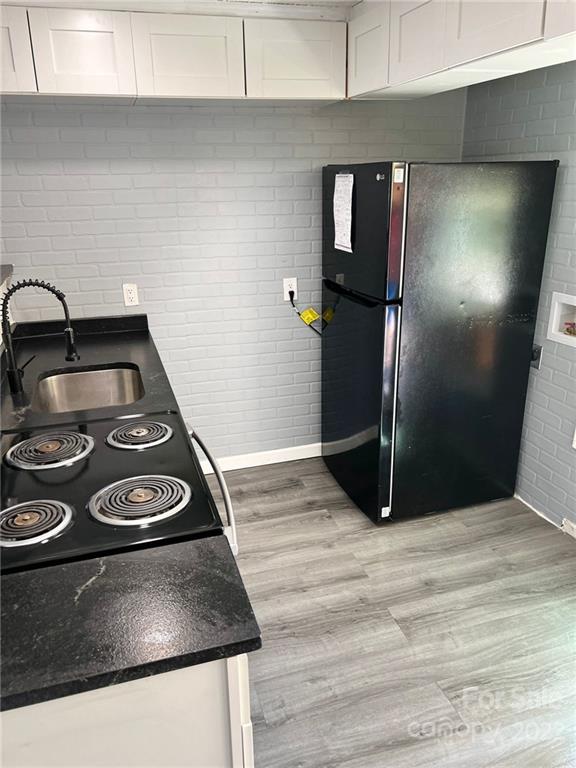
[199,442,322,475]
[514,493,576,539]
[514,493,558,527]
[560,518,576,540]
[513,493,576,540]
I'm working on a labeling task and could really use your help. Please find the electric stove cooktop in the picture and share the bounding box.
[0,412,223,573]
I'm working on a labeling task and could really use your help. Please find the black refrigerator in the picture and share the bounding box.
[321,161,558,523]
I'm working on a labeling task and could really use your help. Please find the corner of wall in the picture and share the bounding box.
[459,86,469,161]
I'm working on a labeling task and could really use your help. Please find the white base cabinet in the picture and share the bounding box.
[1,655,254,768]
[0,6,36,93]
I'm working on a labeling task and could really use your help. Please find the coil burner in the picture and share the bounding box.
[106,421,173,451]
[88,475,192,527]
[0,501,73,547]
[5,432,95,471]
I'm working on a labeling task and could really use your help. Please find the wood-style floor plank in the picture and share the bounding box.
[210,458,576,768]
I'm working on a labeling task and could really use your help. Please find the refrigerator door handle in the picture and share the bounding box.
[386,162,408,302]
[323,278,399,308]
[379,303,401,518]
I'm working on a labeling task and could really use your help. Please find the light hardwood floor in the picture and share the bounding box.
[211,458,576,768]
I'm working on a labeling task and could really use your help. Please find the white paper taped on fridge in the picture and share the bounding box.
[333,173,353,253]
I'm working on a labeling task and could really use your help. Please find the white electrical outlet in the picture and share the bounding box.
[283,277,298,301]
[123,283,139,307]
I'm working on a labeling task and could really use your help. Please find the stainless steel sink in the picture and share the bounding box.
[32,364,145,413]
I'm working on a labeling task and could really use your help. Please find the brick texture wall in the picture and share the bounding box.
[1,91,465,457]
[463,62,576,526]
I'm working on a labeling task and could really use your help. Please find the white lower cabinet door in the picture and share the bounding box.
[444,0,546,68]
[131,12,245,98]
[544,0,576,37]
[1,6,36,93]
[244,18,346,98]
[28,7,136,95]
[348,2,391,97]
[389,0,447,85]
[1,655,255,767]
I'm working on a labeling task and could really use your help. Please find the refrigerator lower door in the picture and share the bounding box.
[321,281,399,524]
[392,161,558,518]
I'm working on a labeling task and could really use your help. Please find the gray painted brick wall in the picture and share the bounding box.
[463,62,576,526]
[1,91,465,457]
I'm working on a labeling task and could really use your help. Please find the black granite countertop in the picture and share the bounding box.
[1,314,261,711]
[1,536,261,711]
[2,315,177,432]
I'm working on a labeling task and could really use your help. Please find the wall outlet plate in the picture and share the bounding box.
[283,277,298,301]
[123,283,139,307]
[531,344,542,369]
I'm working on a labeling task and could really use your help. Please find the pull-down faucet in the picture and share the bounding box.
[1,279,79,397]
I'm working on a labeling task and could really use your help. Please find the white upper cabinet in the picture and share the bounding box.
[348,2,390,97]
[244,18,346,98]
[544,0,576,37]
[2,2,572,102]
[389,1,446,85]
[28,8,136,95]
[444,0,546,68]
[1,7,36,93]
[131,13,245,98]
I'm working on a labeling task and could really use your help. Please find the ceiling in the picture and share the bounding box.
[5,0,359,20]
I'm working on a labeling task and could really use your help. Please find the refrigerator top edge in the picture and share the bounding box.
[323,159,560,170]
[323,161,396,171]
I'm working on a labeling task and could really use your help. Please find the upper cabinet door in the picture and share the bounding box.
[544,0,576,37]
[244,18,346,98]
[444,1,545,67]
[348,2,391,97]
[131,13,245,97]
[28,8,136,95]
[1,7,36,93]
[389,1,446,85]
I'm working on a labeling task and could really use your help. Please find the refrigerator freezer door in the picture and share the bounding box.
[392,161,558,518]
[323,162,405,301]
[321,280,399,523]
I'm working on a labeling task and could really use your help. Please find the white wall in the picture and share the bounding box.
[463,61,576,526]
[1,92,466,457]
